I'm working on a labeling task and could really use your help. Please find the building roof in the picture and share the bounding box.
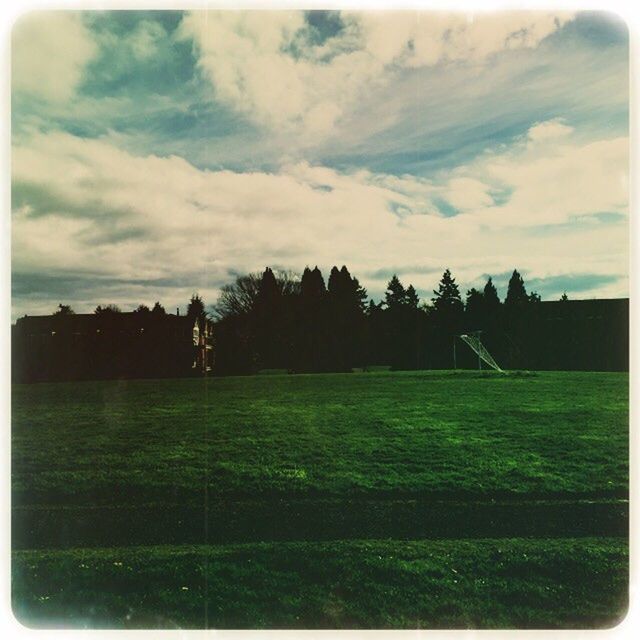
[14,312,197,334]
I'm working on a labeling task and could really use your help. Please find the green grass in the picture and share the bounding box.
[13,538,628,629]
[12,370,629,502]
[11,370,629,628]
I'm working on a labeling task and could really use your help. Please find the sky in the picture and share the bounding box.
[10,9,629,318]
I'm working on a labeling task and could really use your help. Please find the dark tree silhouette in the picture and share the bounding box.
[134,304,150,314]
[54,304,74,315]
[151,301,165,315]
[432,269,464,319]
[483,277,500,306]
[297,266,329,371]
[301,266,326,300]
[465,288,484,329]
[215,273,262,319]
[323,266,369,370]
[384,275,406,310]
[187,293,207,321]
[430,269,464,367]
[94,304,121,314]
[405,285,420,309]
[376,275,425,370]
[327,266,342,298]
[560,292,569,302]
[505,270,528,306]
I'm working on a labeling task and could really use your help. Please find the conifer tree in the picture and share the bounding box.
[384,275,406,310]
[483,277,500,306]
[431,269,464,335]
[505,270,528,306]
[54,304,74,315]
[327,266,342,297]
[465,287,484,328]
[187,294,206,321]
[432,269,463,313]
[480,276,502,330]
[405,285,420,309]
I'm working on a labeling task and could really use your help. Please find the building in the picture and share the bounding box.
[12,310,215,383]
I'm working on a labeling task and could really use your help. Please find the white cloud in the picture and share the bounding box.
[11,123,628,316]
[443,177,494,211]
[475,127,628,226]
[179,10,573,140]
[527,118,574,143]
[12,12,97,103]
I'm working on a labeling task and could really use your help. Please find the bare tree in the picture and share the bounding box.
[213,270,300,320]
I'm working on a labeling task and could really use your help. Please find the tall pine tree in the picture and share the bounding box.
[432,269,463,319]
[384,275,406,310]
[505,270,528,306]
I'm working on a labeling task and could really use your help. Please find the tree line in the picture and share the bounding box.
[212,265,549,374]
[49,265,628,373]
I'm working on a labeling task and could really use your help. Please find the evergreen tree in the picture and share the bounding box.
[351,276,368,313]
[300,267,314,297]
[256,268,280,307]
[134,304,150,314]
[465,288,484,328]
[405,285,419,309]
[311,266,326,296]
[254,267,285,369]
[187,293,207,320]
[298,266,328,372]
[54,304,74,315]
[94,304,121,314]
[325,265,367,370]
[367,299,383,315]
[432,269,463,316]
[384,275,406,310]
[151,301,165,315]
[327,266,342,297]
[430,270,464,366]
[483,277,500,306]
[504,270,537,369]
[505,270,528,306]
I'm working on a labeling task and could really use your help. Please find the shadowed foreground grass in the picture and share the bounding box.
[13,538,627,629]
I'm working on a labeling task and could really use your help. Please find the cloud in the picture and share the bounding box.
[178,11,573,141]
[11,123,627,317]
[527,118,574,142]
[442,177,494,212]
[127,20,167,60]
[12,12,97,103]
[436,120,628,227]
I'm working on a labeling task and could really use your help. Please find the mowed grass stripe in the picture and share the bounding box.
[12,537,628,629]
[13,497,628,549]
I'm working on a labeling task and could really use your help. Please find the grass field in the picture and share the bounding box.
[11,370,629,628]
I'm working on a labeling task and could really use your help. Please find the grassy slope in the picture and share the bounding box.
[12,371,629,501]
[13,538,628,629]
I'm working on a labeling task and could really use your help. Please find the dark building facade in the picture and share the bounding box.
[12,311,214,383]
[525,297,629,371]
[463,297,629,372]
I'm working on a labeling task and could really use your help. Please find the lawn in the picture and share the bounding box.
[11,370,629,628]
